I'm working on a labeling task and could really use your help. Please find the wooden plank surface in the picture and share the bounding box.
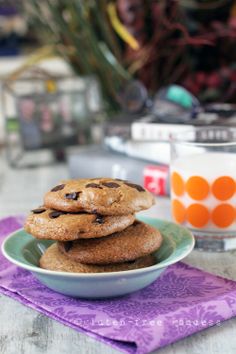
[0,156,236,354]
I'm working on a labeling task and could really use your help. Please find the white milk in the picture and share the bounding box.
[171,152,236,231]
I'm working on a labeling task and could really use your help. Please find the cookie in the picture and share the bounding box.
[44,178,155,215]
[58,220,162,264]
[39,243,156,273]
[24,207,135,241]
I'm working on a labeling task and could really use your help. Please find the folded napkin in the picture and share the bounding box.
[1,216,236,354]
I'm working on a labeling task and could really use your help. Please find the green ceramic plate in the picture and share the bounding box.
[1,216,195,298]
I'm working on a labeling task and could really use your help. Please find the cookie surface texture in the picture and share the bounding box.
[39,243,156,273]
[44,178,155,215]
[24,207,135,241]
[58,220,162,264]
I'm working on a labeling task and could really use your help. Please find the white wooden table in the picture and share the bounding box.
[0,156,236,354]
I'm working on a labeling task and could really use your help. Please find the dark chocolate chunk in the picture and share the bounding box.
[132,220,140,226]
[101,182,120,188]
[85,183,103,189]
[124,182,145,192]
[64,241,73,252]
[95,214,104,224]
[51,184,65,192]
[49,211,65,219]
[65,192,80,200]
[31,208,46,214]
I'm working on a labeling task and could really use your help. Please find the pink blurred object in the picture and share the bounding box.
[144,165,169,196]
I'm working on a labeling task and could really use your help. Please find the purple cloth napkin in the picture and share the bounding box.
[1,217,236,354]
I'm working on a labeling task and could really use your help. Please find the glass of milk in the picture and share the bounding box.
[170,127,236,251]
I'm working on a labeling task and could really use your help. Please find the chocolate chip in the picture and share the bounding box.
[124,182,145,192]
[95,214,104,224]
[132,220,140,226]
[65,192,80,200]
[101,182,120,188]
[49,211,65,219]
[51,184,65,192]
[31,208,46,214]
[85,183,103,189]
[64,241,73,252]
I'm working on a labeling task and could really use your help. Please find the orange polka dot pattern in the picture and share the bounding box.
[212,176,235,201]
[171,172,185,196]
[186,176,209,201]
[171,199,185,224]
[171,172,236,229]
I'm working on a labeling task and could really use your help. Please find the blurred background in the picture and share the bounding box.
[1,0,236,215]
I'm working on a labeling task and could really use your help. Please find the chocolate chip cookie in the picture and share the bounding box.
[44,178,155,215]
[39,243,156,273]
[24,207,135,241]
[58,220,162,264]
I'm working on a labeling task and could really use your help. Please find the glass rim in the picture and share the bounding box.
[170,127,236,147]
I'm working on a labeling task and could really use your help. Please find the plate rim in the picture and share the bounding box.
[1,217,195,278]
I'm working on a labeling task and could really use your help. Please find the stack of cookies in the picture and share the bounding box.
[24,178,162,273]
